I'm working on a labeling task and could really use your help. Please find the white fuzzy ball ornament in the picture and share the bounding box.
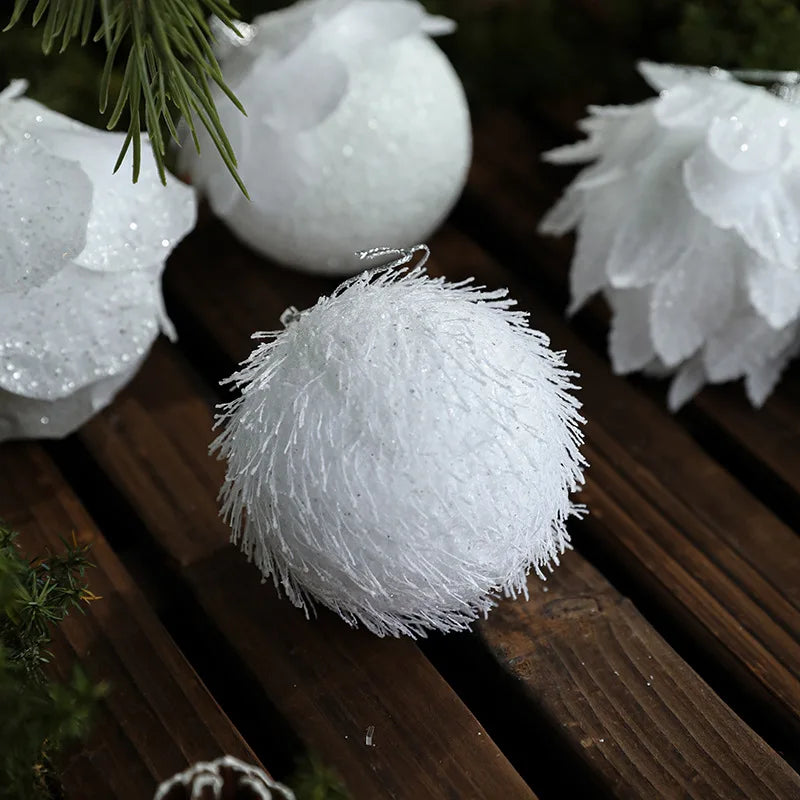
[181,0,472,275]
[0,81,196,441]
[213,246,586,638]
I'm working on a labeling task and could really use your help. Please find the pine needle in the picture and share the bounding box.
[4,0,247,191]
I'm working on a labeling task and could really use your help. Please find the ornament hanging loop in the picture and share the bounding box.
[356,243,431,273]
[280,306,302,328]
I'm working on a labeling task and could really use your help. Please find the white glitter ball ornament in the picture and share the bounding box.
[213,246,586,638]
[540,62,800,410]
[181,0,472,275]
[0,81,197,442]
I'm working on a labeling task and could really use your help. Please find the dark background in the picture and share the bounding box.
[3,0,800,135]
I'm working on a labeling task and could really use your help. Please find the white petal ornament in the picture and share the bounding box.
[539,62,800,409]
[0,81,197,442]
[212,246,586,638]
[181,0,472,276]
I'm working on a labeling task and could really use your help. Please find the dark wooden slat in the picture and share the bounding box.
[481,552,800,800]
[427,227,800,741]
[164,222,800,796]
[80,344,536,800]
[0,444,259,799]
[468,108,800,512]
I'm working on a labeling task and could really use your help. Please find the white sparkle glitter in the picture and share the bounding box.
[0,83,197,441]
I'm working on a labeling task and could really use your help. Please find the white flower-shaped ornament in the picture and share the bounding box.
[540,62,800,409]
[0,81,197,441]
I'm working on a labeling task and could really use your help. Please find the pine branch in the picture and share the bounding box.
[0,523,105,799]
[4,0,247,192]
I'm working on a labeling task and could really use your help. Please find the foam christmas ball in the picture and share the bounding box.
[181,0,472,275]
[213,246,586,638]
[540,61,800,409]
[0,81,197,442]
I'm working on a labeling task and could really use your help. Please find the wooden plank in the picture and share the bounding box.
[0,443,259,799]
[467,108,800,512]
[428,228,800,741]
[79,344,537,800]
[481,551,800,800]
[164,223,800,795]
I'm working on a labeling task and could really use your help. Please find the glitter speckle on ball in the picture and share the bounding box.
[213,246,587,638]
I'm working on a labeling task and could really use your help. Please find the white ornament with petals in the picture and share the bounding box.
[540,62,800,409]
[181,0,472,275]
[213,247,586,638]
[0,82,197,441]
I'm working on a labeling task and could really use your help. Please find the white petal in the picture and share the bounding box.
[744,249,800,328]
[684,106,800,269]
[607,288,656,373]
[650,228,736,366]
[568,184,630,313]
[421,14,457,36]
[0,263,164,400]
[653,83,736,130]
[606,166,693,289]
[743,177,800,268]
[34,126,197,272]
[703,312,797,381]
[247,47,350,134]
[585,103,642,119]
[0,362,141,442]
[326,1,445,46]
[0,140,91,293]
[538,183,584,236]
[744,343,799,406]
[668,357,707,411]
[542,139,603,164]
[639,61,709,92]
[237,0,449,137]
[706,97,786,172]
[683,137,775,231]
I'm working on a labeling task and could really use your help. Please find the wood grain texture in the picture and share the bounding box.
[80,343,537,800]
[480,551,800,800]
[429,227,800,740]
[188,546,532,800]
[165,220,800,795]
[0,443,258,799]
[468,107,800,518]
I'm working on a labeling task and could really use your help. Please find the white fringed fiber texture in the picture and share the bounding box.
[0,81,197,441]
[213,248,586,638]
[181,0,472,275]
[539,61,800,410]
[153,756,295,800]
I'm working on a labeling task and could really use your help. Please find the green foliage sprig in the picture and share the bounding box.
[289,754,351,800]
[0,523,105,800]
[4,0,246,191]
